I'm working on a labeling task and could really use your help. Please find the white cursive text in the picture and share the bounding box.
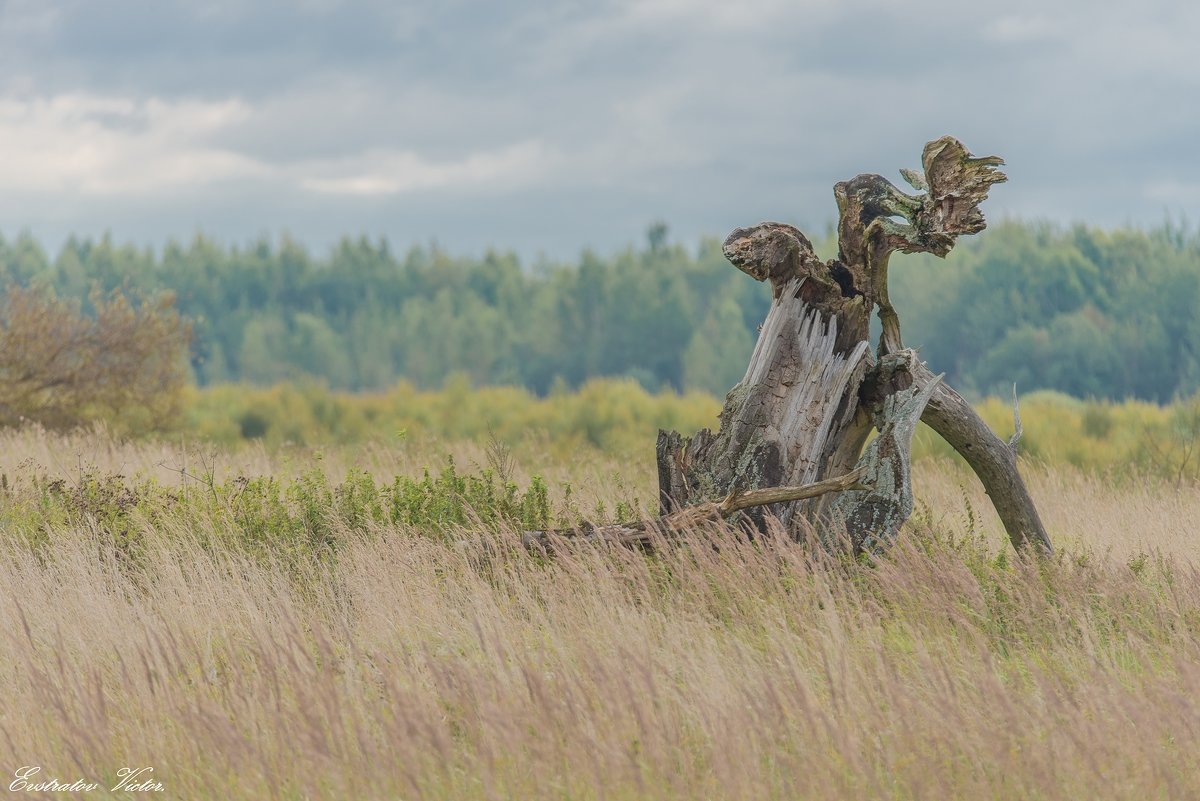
[9,765,164,793]
[111,767,164,792]
[9,765,99,792]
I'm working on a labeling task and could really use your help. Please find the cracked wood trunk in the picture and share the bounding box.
[657,224,874,535]
[657,136,1053,555]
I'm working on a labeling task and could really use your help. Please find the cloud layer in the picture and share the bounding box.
[1,0,1197,257]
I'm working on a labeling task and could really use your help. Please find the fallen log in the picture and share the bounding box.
[520,468,868,551]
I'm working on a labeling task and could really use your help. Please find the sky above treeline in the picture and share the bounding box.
[1,0,1197,260]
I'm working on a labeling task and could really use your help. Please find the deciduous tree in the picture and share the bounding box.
[0,286,190,432]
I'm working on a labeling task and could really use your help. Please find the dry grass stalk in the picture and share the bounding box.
[0,431,1196,799]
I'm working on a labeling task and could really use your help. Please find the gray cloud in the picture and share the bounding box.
[0,0,1197,259]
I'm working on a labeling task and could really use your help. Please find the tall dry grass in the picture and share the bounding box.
[0,430,1198,799]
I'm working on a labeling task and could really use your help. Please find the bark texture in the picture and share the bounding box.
[830,356,940,555]
[656,225,874,534]
[657,136,1052,554]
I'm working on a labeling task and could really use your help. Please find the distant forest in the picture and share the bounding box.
[1,220,1197,402]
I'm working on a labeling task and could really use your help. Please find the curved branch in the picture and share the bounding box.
[904,357,1053,554]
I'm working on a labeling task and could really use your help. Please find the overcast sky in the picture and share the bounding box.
[1,0,1197,260]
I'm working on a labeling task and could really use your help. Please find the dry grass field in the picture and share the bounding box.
[1,429,1198,799]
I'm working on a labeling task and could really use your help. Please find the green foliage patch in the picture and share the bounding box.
[4,219,1197,402]
[0,463,553,571]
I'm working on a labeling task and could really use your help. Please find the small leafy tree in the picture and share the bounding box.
[1139,394,1200,488]
[0,285,190,433]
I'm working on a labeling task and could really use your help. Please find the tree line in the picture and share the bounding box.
[0,219,1197,402]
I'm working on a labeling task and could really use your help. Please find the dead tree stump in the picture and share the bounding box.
[657,136,1052,555]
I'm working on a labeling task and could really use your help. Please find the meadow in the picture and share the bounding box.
[1,387,1198,799]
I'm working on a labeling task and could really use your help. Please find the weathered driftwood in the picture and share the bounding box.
[657,136,1052,554]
